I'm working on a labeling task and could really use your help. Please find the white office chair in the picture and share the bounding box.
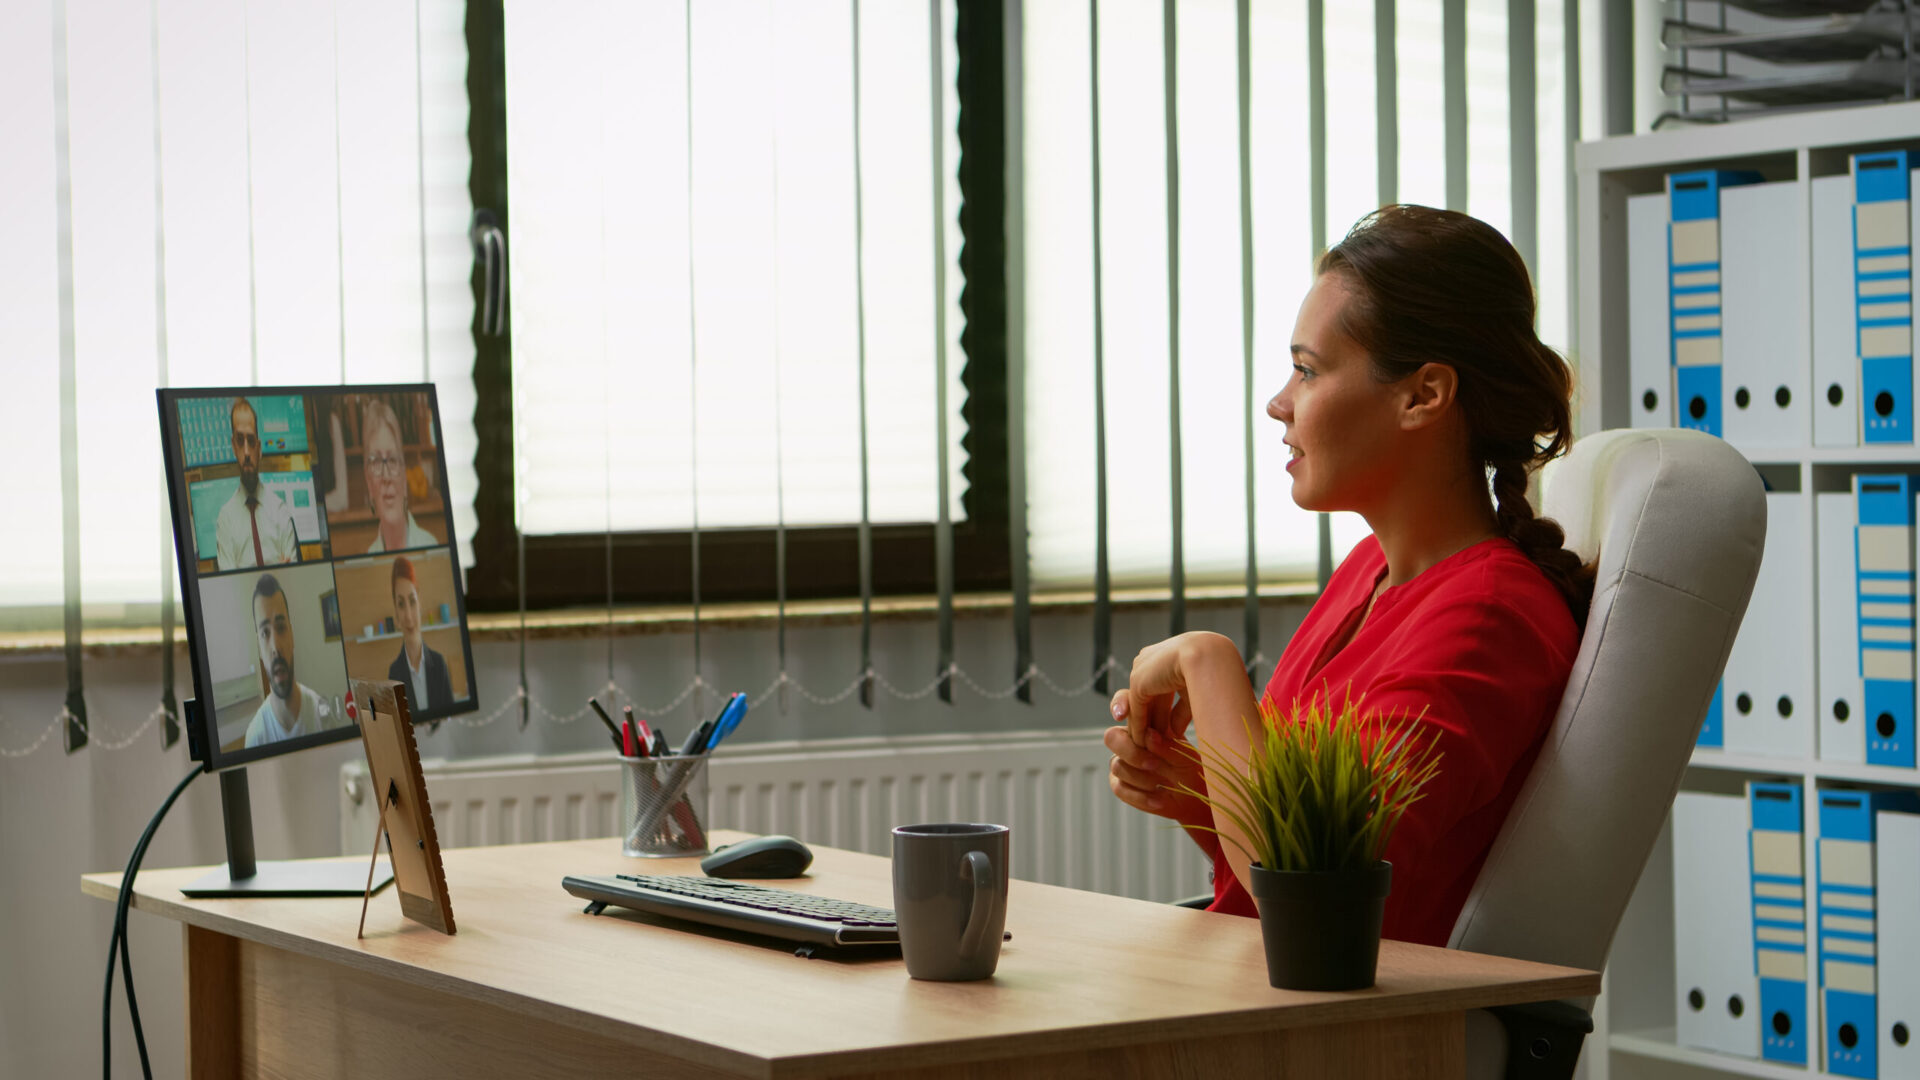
[1454,428,1767,1079]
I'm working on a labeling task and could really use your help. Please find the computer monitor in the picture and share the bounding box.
[159,384,478,895]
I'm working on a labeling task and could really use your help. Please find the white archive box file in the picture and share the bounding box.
[1751,781,1810,1066]
[1674,791,1762,1058]
[1814,174,1862,446]
[1721,181,1811,450]
[1629,191,1673,429]
[1878,810,1920,1079]
[1856,153,1914,444]
[1820,490,1869,763]
[1856,475,1919,770]
[1819,791,1920,1079]
[1724,491,1814,758]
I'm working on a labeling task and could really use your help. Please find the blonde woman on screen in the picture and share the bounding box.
[363,399,437,553]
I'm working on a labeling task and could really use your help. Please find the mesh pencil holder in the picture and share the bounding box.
[620,754,710,857]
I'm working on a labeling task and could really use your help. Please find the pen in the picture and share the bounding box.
[621,718,639,758]
[623,705,654,750]
[707,693,748,751]
[678,719,716,758]
[649,728,670,758]
[588,698,624,754]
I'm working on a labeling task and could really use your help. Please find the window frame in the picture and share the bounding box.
[462,0,1011,612]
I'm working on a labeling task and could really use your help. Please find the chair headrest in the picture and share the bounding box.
[1540,428,1767,622]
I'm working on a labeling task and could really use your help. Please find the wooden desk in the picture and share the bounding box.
[84,833,1598,1079]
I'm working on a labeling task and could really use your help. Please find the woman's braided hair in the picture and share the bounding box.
[1318,204,1596,623]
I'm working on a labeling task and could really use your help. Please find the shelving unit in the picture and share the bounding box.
[1659,1,1919,128]
[1576,99,1920,1080]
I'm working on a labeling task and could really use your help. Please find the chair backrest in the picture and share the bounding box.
[1446,428,1767,997]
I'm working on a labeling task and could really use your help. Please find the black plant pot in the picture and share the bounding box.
[1244,860,1392,991]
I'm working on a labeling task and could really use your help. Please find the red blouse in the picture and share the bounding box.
[1207,534,1579,947]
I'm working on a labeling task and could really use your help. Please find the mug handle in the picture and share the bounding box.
[957,849,997,962]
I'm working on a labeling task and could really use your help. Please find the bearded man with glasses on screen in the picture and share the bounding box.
[362,399,437,553]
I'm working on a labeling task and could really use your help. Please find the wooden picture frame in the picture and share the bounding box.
[351,678,455,935]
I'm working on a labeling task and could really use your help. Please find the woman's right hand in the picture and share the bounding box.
[1103,719,1209,831]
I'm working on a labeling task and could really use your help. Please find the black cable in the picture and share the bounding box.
[119,913,149,1079]
[110,790,175,1080]
[103,764,200,1080]
[119,799,172,1080]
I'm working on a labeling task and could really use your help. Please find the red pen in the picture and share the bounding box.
[624,706,654,752]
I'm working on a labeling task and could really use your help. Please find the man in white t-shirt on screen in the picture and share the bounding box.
[243,573,331,748]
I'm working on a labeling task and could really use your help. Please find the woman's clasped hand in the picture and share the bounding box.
[1105,632,1227,831]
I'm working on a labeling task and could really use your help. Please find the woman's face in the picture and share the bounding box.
[1267,274,1410,513]
[393,576,422,643]
[364,420,407,527]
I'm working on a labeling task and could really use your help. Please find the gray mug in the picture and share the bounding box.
[892,823,1009,981]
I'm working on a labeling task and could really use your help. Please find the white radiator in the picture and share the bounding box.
[339,729,1212,904]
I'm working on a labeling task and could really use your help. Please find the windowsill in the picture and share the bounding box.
[0,581,1319,659]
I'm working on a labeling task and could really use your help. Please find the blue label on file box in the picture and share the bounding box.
[1699,682,1724,748]
[1666,171,1758,439]
[1753,782,1803,833]
[1761,977,1809,1065]
[1856,475,1918,767]
[1856,151,1911,204]
[1861,356,1914,443]
[1670,170,1761,220]
[1870,701,1916,768]
[1825,986,1876,1077]
[1751,782,1807,1066]
[1864,677,1915,767]
[1855,152,1914,444]
[1675,366,1723,435]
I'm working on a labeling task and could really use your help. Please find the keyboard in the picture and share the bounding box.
[562,873,900,949]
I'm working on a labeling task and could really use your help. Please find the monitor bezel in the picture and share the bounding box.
[158,382,479,772]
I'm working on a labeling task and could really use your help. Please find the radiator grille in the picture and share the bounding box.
[340,730,1211,904]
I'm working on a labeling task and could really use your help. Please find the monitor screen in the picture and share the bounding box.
[159,385,478,769]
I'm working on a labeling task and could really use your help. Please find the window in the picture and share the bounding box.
[0,0,473,633]
[470,0,996,610]
[1018,0,1592,594]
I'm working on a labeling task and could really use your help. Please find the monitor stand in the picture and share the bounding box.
[181,734,395,898]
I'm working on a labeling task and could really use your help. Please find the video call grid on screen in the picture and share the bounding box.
[159,385,478,769]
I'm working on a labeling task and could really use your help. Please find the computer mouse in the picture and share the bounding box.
[700,835,814,879]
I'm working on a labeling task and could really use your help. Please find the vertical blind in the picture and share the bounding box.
[504,0,970,536]
[1022,0,1592,592]
[0,0,475,630]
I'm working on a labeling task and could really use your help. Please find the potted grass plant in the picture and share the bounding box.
[1177,692,1442,991]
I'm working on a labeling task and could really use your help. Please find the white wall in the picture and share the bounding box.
[0,599,1305,1079]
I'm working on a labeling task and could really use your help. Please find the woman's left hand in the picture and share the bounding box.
[1115,632,1224,749]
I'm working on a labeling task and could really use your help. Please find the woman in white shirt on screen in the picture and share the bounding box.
[362,399,438,554]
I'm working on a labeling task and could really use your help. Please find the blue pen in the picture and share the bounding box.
[707,693,748,751]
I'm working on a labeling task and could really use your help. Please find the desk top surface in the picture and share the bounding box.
[84,833,1597,1078]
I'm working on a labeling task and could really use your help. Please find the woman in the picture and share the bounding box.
[362,399,438,553]
[1107,206,1589,947]
[386,555,453,711]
